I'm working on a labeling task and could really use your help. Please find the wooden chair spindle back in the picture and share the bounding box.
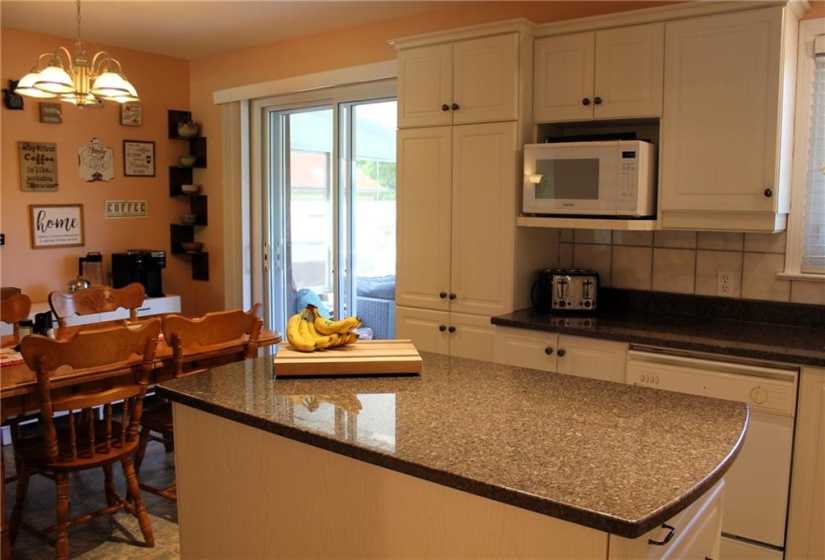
[1,293,32,343]
[48,283,146,328]
[162,303,263,376]
[20,319,160,465]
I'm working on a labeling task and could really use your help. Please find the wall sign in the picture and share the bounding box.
[105,200,148,219]
[39,102,62,124]
[29,204,85,249]
[123,140,155,177]
[78,138,113,182]
[120,102,142,126]
[18,141,58,192]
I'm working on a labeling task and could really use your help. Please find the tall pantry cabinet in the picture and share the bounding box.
[393,21,546,360]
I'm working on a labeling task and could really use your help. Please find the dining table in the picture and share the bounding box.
[0,318,282,560]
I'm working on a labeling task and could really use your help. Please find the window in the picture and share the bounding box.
[784,21,825,278]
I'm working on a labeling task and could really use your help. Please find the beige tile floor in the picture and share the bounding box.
[2,438,179,559]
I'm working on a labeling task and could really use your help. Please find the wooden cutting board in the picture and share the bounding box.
[273,339,422,377]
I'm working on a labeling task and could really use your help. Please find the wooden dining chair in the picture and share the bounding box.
[1,292,32,347]
[10,319,161,560]
[134,304,263,501]
[48,282,146,329]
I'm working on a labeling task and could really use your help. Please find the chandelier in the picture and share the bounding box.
[14,0,139,107]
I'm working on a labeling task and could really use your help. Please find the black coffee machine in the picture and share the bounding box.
[111,249,166,297]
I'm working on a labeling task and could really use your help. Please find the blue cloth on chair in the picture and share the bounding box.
[295,288,331,318]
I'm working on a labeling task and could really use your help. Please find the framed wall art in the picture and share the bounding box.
[123,140,155,177]
[120,102,142,126]
[18,141,58,192]
[39,102,62,124]
[29,204,85,249]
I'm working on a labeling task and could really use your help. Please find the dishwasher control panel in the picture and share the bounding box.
[627,350,798,416]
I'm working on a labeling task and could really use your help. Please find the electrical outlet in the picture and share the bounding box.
[717,271,733,296]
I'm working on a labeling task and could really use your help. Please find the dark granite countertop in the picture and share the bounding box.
[492,289,825,367]
[157,350,748,539]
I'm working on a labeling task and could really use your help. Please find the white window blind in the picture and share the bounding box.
[802,35,825,274]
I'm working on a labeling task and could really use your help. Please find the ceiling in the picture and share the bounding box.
[1,1,464,60]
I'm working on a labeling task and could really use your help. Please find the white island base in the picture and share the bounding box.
[172,404,723,560]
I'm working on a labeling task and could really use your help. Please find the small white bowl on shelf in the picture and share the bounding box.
[181,184,202,195]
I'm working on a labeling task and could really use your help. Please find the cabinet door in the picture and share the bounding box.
[452,33,520,125]
[786,367,825,560]
[395,306,450,355]
[661,7,784,220]
[396,127,452,312]
[397,43,453,128]
[448,312,496,362]
[556,335,627,383]
[493,327,558,372]
[450,122,517,316]
[534,32,594,123]
[594,23,663,120]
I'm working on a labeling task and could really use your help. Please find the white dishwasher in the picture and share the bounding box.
[626,346,798,560]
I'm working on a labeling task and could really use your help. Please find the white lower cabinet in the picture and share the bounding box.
[493,326,627,383]
[396,306,495,362]
[786,366,825,560]
[175,402,725,560]
[609,480,724,560]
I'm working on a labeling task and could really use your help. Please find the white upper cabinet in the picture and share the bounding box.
[534,23,664,123]
[659,6,799,232]
[397,33,520,128]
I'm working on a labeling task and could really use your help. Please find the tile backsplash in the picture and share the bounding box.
[557,229,825,306]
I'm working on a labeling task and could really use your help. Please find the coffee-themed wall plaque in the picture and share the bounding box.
[18,141,58,192]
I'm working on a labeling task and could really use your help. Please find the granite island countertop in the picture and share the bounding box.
[156,350,748,539]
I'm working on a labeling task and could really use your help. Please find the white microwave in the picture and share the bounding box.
[522,140,656,217]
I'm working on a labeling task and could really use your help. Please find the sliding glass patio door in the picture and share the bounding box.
[264,98,397,339]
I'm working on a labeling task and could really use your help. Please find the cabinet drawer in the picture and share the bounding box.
[493,326,557,372]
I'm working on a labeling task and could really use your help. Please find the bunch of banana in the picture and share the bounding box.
[285,304,362,353]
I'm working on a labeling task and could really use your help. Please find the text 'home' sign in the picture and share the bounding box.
[29,204,85,249]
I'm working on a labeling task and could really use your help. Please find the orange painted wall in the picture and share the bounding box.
[1,28,190,306]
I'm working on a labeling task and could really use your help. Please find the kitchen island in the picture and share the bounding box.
[157,349,747,559]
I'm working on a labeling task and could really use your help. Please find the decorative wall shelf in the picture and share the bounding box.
[169,109,209,281]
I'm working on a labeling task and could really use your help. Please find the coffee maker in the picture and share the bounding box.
[111,250,166,297]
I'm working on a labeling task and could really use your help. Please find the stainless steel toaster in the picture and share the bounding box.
[531,268,599,312]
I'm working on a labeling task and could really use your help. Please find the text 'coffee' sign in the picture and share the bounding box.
[18,141,58,192]
[105,200,148,219]
[29,204,85,249]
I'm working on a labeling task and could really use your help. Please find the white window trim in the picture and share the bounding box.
[780,18,825,283]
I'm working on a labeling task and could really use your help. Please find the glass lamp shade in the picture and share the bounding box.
[33,65,75,94]
[14,71,58,98]
[90,71,133,98]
